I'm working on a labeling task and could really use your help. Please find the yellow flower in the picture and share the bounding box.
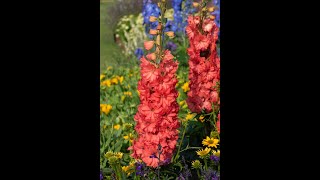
[100,74,105,81]
[199,115,205,122]
[212,150,220,157]
[124,91,132,97]
[114,152,123,159]
[114,124,120,130]
[202,136,219,148]
[100,104,112,115]
[137,90,140,96]
[123,133,134,143]
[196,147,211,158]
[186,113,196,121]
[107,66,112,71]
[101,79,111,87]
[108,156,119,165]
[191,160,202,169]
[111,78,118,85]
[182,104,188,109]
[122,164,135,176]
[117,76,124,84]
[182,82,190,92]
[129,160,135,167]
[179,100,186,106]
[104,151,114,159]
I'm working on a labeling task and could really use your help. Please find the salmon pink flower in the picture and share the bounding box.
[131,50,180,168]
[146,53,157,61]
[217,112,220,133]
[144,41,155,50]
[186,15,220,114]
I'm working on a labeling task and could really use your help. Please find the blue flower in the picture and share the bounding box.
[142,0,160,35]
[212,0,220,28]
[134,48,144,60]
[171,0,185,34]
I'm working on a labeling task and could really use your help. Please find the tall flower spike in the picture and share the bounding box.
[130,0,180,168]
[186,4,220,114]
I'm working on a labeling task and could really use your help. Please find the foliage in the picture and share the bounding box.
[115,14,147,60]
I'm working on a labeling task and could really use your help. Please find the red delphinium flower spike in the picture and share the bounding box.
[186,15,220,114]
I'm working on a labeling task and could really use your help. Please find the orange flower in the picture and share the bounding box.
[193,2,199,7]
[208,7,215,12]
[149,29,158,35]
[149,16,157,22]
[157,23,162,30]
[144,41,154,50]
[146,53,156,61]
[165,31,174,38]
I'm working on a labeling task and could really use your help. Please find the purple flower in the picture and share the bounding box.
[201,168,219,180]
[159,158,171,166]
[135,161,148,177]
[165,41,177,51]
[149,154,157,158]
[100,170,103,180]
[210,155,220,162]
[178,156,192,179]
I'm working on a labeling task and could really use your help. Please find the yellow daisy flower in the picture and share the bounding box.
[123,133,134,143]
[182,82,190,92]
[212,150,220,157]
[113,124,120,130]
[114,152,123,159]
[186,113,196,121]
[100,104,112,115]
[111,78,118,85]
[104,151,114,159]
[202,136,219,148]
[198,115,205,122]
[124,91,132,97]
[191,160,202,169]
[196,147,211,158]
[179,100,186,106]
[101,79,111,87]
[116,76,124,84]
[100,74,105,81]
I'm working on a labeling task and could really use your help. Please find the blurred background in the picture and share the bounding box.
[100,0,220,72]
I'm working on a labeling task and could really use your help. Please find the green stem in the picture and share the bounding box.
[197,169,201,179]
[116,163,124,180]
[173,123,187,162]
[179,146,202,153]
[204,158,208,171]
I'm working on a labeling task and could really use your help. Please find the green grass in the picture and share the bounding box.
[101,2,135,72]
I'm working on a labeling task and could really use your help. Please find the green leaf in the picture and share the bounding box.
[173,162,183,171]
